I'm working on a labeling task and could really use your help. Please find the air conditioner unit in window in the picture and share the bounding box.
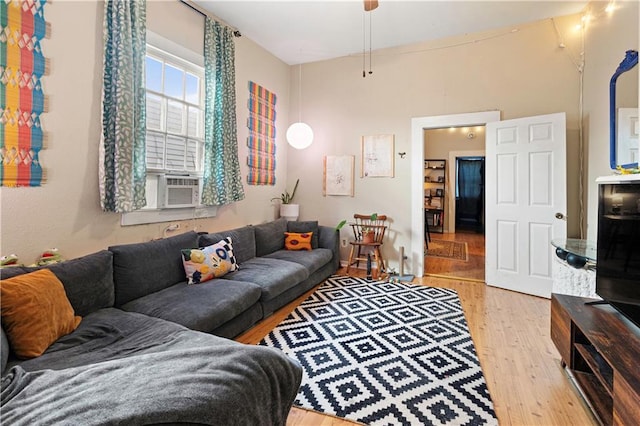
[157,175,200,209]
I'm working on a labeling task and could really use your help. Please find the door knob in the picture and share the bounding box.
[555,212,567,220]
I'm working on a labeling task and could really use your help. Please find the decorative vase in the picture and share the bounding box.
[280,203,299,221]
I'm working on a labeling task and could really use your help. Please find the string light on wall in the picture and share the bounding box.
[286,64,313,149]
[605,1,615,14]
[558,1,618,237]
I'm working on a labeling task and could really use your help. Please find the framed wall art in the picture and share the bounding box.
[361,134,394,177]
[323,155,354,196]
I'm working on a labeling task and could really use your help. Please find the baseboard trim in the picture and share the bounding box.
[423,273,485,283]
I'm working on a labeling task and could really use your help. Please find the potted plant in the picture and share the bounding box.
[361,213,378,243]
[362,227,375,244]
[272,179,300,221]
[335,214,378,243]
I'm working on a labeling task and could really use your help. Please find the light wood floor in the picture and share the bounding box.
[425,231,485,281]
[236,269,596,426]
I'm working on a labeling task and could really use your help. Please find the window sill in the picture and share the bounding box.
[121,206,217,226]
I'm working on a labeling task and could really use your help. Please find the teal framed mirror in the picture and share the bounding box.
[610,50,638,170]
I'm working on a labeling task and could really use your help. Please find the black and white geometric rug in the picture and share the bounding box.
[259,276,498,425]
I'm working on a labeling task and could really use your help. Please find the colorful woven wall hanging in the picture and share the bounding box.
[0,0,50,187]
[246,81,276,185]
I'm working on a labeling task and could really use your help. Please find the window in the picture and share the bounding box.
[145,45,204,174]
[121,43,216,225]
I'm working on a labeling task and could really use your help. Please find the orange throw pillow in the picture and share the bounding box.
[1,269,82,359]
[285,232,313,251]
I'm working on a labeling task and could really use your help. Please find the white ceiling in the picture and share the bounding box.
[192,0,588,65]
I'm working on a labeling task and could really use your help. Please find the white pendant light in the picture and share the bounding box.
[286,122,313,149]
[287,64,313,149]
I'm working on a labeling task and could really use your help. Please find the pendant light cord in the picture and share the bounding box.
[362,12,366,77]
[362,10,374,77]
[298,64,302,122]
[369,11,373,75]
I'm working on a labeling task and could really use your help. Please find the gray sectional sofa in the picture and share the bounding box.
[1,218,339,425]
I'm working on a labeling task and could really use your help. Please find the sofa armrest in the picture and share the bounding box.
[318,225,340,273]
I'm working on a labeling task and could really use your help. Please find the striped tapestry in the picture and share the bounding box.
[247,149,275,170]
[247,133,276,155]
[0,0,50,187]
[246,81,276,185]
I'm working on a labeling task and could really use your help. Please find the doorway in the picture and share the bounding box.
[422,127,487,282]
[410,111,500,279]
[455,157,485,234]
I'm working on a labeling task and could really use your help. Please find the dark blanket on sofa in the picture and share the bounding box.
[1,309,302,426]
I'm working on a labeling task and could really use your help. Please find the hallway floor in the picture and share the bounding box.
[424,231,485,281]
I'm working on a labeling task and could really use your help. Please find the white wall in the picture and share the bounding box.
[289,14,585,272]
[0,0,291,263]
[584,0,640,241]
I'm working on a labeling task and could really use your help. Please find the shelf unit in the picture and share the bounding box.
[550,293,640,425]
[424,159,446,233]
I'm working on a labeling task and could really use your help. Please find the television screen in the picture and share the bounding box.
[596,182,640,328]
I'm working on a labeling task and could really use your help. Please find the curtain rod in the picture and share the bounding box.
[180,0,242,37]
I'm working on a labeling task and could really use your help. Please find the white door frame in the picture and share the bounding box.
[410,111,501,277]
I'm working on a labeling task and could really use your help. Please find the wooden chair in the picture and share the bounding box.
[346,214,387,279]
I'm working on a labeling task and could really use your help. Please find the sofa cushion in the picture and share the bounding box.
[284,232,312,251]
[198,225,256,264]
[263,248,334,276]
[7,308,185,372]
[2,307,302,426]
[181,238,238,284]
[120,279,262,333]
[1,326,9,373]
[1,269,82,359]
[110,231,199,306]
[0,250,115,317]
[287,220,319,249]
[255,218,287,256]
[220,257,308,302]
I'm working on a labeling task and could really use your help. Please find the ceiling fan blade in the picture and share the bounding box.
[364,0,378,12]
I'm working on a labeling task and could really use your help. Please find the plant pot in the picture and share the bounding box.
[280,203,299,221]
[362,231,375,244]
